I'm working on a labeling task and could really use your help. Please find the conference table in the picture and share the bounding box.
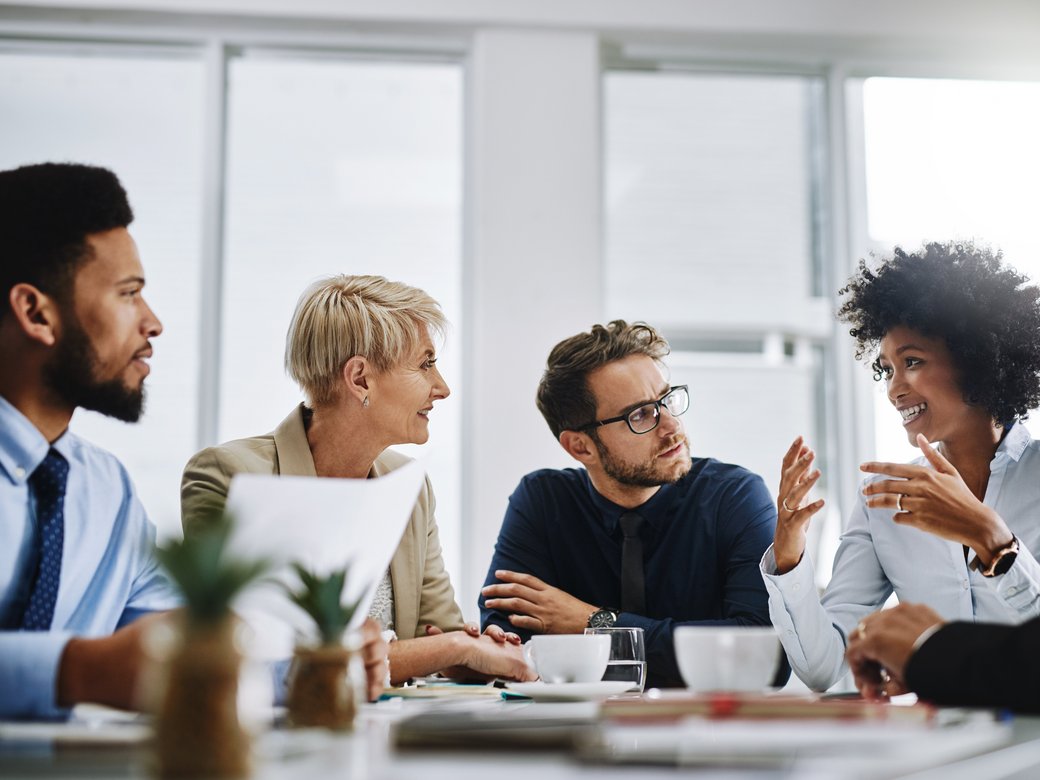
[4,690,1040,780]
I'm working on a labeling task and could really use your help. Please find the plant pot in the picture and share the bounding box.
[155,616,249,778]
[286,644,355,730]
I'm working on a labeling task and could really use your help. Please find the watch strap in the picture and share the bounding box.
[969,534,1019,578]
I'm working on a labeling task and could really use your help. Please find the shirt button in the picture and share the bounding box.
[962,579,970,590]
[15,466,25,478]
[792,583,801,592]
[787,630,795,636]
[1007,586,1018,596]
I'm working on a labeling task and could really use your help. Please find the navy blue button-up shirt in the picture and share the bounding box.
[480,457,784,688]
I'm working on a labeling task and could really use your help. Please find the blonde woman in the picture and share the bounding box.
[182,275,533,685]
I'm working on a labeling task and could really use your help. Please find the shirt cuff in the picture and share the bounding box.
[0,631,74,720]
[760,544,816,604]
[911,622,945,655]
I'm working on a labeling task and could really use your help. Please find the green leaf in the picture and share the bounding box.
[156,510,270,625]
[285,563,365,645]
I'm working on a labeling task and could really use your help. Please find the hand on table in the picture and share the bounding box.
[57,611,171,711]
[481,570,595,634]
[438,633,536,682]
[845,603,945,701]
[425,621,522,645]
[861,434,1013,565]
[357,618,389,701]
[774,436,826,574]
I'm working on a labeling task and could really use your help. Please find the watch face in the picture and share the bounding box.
[589,609,617,628]
[993,550,1018,576]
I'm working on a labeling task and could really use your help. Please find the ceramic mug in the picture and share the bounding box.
[522,634,611,683]
[673,626,781,692]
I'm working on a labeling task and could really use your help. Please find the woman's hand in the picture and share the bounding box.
[773,436,826,574]
[861,434,1013,565]
[357,618,389,701]
[426,622,521,645]
[439,633,536,682]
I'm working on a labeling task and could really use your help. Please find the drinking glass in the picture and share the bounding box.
[583,626,646,692]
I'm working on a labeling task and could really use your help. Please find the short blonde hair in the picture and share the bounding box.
[285,274,447,406]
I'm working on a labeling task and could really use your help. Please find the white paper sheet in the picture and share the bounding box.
[223,457,426,659]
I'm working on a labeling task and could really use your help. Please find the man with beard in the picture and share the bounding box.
[0,164,391,720]
[479,321,782,687]
[0,162,179,718]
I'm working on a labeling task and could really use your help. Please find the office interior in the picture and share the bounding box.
[2,0,1039,629]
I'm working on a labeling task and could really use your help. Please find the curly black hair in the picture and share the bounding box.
[837,240,1040,424]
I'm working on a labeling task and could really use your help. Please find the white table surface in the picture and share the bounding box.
[2,696,1040,780]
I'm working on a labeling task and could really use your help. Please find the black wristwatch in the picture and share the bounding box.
[587,608,619,628]
[969,535,1020,578]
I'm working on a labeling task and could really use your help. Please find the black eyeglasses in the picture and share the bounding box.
[577,385,689,435]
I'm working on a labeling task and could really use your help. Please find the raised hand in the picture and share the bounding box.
[774,436,826,574]
[482,570,596,634]
[861,433,1013,565]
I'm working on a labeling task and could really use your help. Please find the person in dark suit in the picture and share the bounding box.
[846,602,1040,714]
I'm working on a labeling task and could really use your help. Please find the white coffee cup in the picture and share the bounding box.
[523,634,611,684]
[674,626,781,692]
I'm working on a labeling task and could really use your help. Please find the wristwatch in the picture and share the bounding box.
[587,608,619,629]
[969,535,1020,578]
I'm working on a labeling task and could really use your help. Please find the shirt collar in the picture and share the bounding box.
[0,395,53,485]
[996,420,1030,463]
[584,469,678,534]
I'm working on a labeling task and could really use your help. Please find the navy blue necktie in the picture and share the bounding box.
[619,511,646,615]
[20,449,69,630]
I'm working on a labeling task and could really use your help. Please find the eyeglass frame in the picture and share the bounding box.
[575,385,689,435]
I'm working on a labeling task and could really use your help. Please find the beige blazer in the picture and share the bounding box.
[180,405,465,639]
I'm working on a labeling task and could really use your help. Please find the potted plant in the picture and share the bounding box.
[284,564,363,730]
[153,514,269,778]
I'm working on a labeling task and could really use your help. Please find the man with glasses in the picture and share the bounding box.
[479,320,783,688]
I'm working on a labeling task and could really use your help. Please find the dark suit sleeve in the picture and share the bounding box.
[907,617,1040,713]
[478,479,554,641]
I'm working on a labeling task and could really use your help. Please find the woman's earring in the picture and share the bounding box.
[363,396,370,408]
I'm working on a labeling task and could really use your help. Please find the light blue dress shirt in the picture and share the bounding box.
[0,395,180,719]
[762,423,1040,691]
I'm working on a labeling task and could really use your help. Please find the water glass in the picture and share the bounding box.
[583,626,646,692]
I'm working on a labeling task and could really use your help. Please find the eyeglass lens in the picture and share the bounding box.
[627,386,689,433]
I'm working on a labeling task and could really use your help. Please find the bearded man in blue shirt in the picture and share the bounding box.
[480,320,786,688]
[0,162,180,719]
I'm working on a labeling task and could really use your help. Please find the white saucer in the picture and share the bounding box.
[505,680,638,701]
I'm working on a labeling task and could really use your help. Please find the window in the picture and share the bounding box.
[854,77,1040,462]
[0,47,205,539]
[220,54,464,576]
[605,70,837,570]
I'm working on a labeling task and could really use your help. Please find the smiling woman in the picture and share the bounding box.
[180,274,535,690]
[761,240,1040,692]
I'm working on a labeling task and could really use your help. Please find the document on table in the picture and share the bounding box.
[224,457,427,659]
[585,713,1011,776]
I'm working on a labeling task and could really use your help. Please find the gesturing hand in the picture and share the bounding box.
[774,436,826,574]
[481,570,596,634]
[845,603,945,701]
[860,433,1013,564]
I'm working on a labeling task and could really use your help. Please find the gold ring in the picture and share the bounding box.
[782,498,797,512]
[896,494,904,513]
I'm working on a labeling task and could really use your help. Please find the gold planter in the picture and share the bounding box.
[155,617,249,778]
[286,644,355,731]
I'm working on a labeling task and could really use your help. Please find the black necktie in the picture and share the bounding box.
[20,449,69,630]
[619,511,646,615]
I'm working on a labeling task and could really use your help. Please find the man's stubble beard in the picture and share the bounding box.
[43,308,146,423]
[591,433,691,488]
